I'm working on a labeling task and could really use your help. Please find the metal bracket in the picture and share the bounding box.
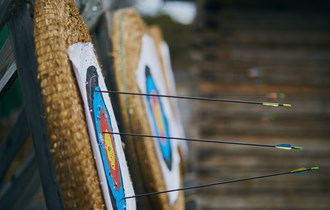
[75,0,112,31]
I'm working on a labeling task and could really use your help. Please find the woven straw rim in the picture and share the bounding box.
[111,8,185,210]
[148,26,171,94]
[34,0,104,209]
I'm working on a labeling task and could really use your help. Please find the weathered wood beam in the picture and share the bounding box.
[8,2,65,209]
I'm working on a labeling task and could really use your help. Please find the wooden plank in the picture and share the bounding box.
[203,0,330,12]
[195,179,330,192]
[8,3,65,209]
[0,109,29,183]
[202,47,330,65]
[201,62,330,75]
[0,0,15,30]
[0,64,17,99]
[219,12,330,31]
[199,115,330,137]
[197,1,330,210]
[0,152,40,209]
[199,104,330,116]
[199,82,330,95]
[197,152,330,169]
[199,123,330,138]
[201,60,330,72]
[200,28,330,46]
[200,71,330,87]
[0,34,17,98]
[198,194,330,210]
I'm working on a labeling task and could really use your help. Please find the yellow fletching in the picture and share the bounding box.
[291,168,307,173]
[262,102,279,107]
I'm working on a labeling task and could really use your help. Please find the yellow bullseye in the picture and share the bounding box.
[152,96,165,140]
[104,129,116,170]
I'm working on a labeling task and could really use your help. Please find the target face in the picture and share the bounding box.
[86,66,125,210]
[68,42,136,210]
[135,35,181,205]
[145,66,172,170]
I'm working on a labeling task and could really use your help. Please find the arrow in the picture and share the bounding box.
[262,102,291,107]
[122,167,319,200]
[291,167,319,174]
[103,131,302,151]
[96,90,292,107]
[275,144,302,150]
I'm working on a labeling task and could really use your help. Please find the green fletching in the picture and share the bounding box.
[292,146,303,150]
[311,166,319,170]
[262,102,279,107]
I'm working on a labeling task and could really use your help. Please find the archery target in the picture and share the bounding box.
[158,40,188,160]
[136,35,181,205]
[111,8,185,210]
[68,42,136,210]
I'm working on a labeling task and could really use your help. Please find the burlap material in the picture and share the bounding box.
[112,8,184,210]
[34,0,105,209]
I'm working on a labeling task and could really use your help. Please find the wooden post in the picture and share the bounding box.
[8,2,65,209]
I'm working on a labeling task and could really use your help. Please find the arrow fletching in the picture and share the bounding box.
[262,102,279,107]
[262,102,292,107]
[291,167,319,174]
[275,144,303,150]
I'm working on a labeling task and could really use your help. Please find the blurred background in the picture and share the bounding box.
[136,0,330,209]
[1,0,329,209]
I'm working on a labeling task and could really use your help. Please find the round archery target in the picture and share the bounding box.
[148,26,188,162]
[145,66,172,170]
[136,35,181,205]
[112,8,185,210]
[91,84,124,207]
[68,42,136,210]
[158,40,188,160]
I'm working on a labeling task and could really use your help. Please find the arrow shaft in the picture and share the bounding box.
[97,90,289,106]
[104,131,275,148]
[124,170,296,200]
